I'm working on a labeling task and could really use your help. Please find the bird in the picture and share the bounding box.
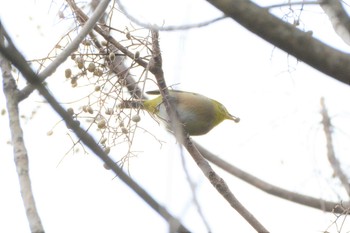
[119,90,240,136]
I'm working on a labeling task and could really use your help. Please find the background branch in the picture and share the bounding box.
[194,141,350,214]
[206,0,350,85]
[320,0,350,46]
[320,97,350,197]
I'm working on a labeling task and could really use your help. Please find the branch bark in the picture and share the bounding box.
[206,0,350,85]
[320,97,350,197]
[0,32,45,233]
[150,29,269,233]
[194,141,350,214]
[320,0,350,46]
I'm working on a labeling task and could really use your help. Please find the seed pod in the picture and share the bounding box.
[77,62,84,70]
[86,106,94,114]
[131,115,141,122]
[75,57,84,69]
[100,137,107,144]
[82,105,88,113]
[65,68,72,78]
[97,119,106,129]
[93,68,103,77]
[121,127,128,134]
[87,62,96,72]
[109,52,115,61]
[82,39,91,46]
[134,51,140,60]
[94,85,101,92]
[71,82,78,88]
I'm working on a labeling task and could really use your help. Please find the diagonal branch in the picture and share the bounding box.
[149,29,269,233]
[194,141,350,214]
[0,32,45,233]
[115,0,227,31]
[206,0,350,85]
[320,97,350,197]
[320,0,350,46]
[0,23,190,233]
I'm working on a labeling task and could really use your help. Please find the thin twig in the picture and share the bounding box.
[265,1,320,9]
[115,0,227,31]
[320,97,350,197]
[179,150,212,232]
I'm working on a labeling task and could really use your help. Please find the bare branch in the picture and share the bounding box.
[115,0,227,31]
[320,97,350,197]
[18,0,112,101]
[0,24,190,233]
[0,32,45,233]
[266,1,321,9]
[206,0,350,85]
[149,29,269,233]
[179,151,212,232]
[194,141,350,214]
[320,0,350,46]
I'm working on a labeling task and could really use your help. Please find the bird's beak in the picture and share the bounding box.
[229,114,240,123]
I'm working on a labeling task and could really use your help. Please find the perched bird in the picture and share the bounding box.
[120,90,240,136]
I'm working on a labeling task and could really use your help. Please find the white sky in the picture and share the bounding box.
[1,0,350,232]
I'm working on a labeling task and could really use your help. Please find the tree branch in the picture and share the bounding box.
[320,0,350,46]
[320,97,350,197]
[194,141,350,214]
[206,0,350,85]
[116,0,228,31]
[0,31,45,233]
[149,29,269,233]
[0,23,190,233]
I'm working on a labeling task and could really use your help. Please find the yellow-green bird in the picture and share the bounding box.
[120,90,240,136]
